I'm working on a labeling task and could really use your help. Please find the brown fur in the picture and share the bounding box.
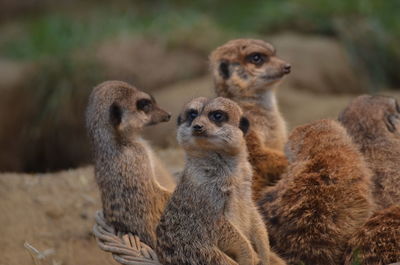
[85,80,173,248]
[339,95,400,210]
[344,205,400,265]
[156,97,286,265]
[210,39,290,193]
[245,130,288,201]
[257,119,374,265]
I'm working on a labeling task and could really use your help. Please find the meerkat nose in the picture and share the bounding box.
[283,64,291,74]
[193,124,204,132]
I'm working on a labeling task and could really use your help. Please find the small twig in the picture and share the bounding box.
[24,242,55,265]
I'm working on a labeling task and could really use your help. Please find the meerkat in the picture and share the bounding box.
[156,97,286,265]
[85,80,174,248]
[209,39,290,192]
[343,204,400,265]
[257,119,374,265]
[209,38,290,151]
[339,95,400,210]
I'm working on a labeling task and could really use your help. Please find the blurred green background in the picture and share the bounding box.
[0,0,399,173]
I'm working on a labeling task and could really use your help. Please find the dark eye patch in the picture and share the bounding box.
[239,117,250,134]
[184,109,198,125]
[395,100,400,113]
[136,98,152,113]
[246,52,267,65]
[219,61,230,79]
[110,103,122,127]
[209,110,228,124]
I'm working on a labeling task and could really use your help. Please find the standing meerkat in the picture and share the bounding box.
[209,39,290,195]
[156,97,286,265]
[344,204,400,265]
[86,80,174,248]
[257,119,374,265]
[339,95,400,210]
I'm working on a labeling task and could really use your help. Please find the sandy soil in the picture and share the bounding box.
[0,148,183,265]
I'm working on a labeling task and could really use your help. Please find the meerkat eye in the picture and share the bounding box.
[136,99,152,113]
[247,53,265,65]
[395,100,400,113]
[186,109,198,123]
[209,110,228,123]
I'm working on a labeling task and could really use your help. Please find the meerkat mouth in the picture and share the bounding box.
[192,131,208,137]
[261,72,285,81]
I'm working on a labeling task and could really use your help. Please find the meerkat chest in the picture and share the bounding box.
[224,188,253,238]
[134,138,156,173]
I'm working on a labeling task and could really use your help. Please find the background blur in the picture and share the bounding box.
[0,1,399,264]
[1,0,399,173]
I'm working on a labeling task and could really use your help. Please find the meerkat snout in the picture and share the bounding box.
[282,63,291,74]
[192,123,205,135]
[177,97,250,154]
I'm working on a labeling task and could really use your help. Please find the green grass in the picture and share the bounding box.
[1,11,141,60]
[0,6,228,60]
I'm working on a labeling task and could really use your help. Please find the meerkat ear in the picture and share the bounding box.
[110,103,122,127]
[219,61,230,80]
[239,117,250,135]
[385,114,399,133]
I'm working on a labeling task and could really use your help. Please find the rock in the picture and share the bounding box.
[270,33,369,94]
[96,36,207,91]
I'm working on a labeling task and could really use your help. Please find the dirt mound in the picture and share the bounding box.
[0,167,115,265]
[270,33,369,94]
[96,36,207,91]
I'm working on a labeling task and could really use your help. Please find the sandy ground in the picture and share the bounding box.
[0,148,183,265]
[1,76,399,265]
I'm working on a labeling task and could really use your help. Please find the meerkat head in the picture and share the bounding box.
[285,119,350,162]
[177,97,250,155]
[86,80,171,143]
[209,39,291,99]
[339,95,400,139]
